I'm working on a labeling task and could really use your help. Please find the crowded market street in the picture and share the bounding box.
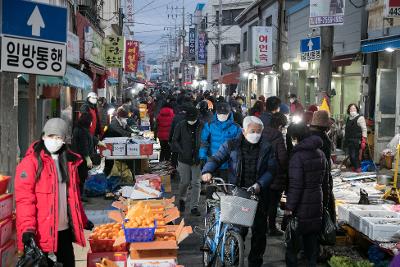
[2,0,400,267]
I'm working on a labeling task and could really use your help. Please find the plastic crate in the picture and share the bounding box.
[363,218,400,242]
[88,238,128,252]
[337,204,385,223]
[348,210,400,232]
[0,176,10,195]
[123,220,156,243]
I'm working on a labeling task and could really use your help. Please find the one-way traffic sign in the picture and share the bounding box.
[2,0,67,43]
[300,37,321,62]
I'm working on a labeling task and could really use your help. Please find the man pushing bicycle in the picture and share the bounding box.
[202,116,276,267]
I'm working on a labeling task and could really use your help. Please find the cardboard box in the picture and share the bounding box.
[0,194,12,222]
[0,218,12,247]
[87,251,128,267]
[100,137,130,157]
[127,257,176,267]
[129,220,192,260]
[0,240,16,267]
[160,175,171,193]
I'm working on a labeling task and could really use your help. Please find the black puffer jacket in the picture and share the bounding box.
[286,135,329,234]
[171,120,203,165]
[263,127,288,191]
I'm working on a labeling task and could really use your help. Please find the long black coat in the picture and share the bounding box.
[286,135,329,234]
[263,127,288,191]
[171,120,203,165]
[71,126,96,158]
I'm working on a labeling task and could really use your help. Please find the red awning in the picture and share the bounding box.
[218,71,240,84]
[332,54,357,67]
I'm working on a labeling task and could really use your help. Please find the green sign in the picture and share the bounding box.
[105,36,125,68]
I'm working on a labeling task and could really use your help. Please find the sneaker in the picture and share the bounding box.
[179,200,185,212]
[191,208,201,216]
[269,228,284,236]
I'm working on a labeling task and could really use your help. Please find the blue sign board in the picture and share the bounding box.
[197,32,207,64]
[300,37,321,53]
[2,0,67,43]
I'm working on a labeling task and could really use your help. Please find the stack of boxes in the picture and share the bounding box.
[0,175,15,267]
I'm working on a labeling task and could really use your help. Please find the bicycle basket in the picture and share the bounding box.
[220,195,258,227]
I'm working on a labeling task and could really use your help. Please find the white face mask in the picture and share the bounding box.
[289,99,295,104]
[292,139,298,147]
[350,111,358,117]
[89,97,97,105]
[43,138,64,154]
[187,120,197,125]
[245,133,262,144]
[217,114,229,122]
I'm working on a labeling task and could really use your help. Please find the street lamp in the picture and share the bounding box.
[243,72,249,78]
[282,62,291,71]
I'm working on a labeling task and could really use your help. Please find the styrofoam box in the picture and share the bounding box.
[337,204,384,223]
[363,217,400,242]
[348,210,400,232]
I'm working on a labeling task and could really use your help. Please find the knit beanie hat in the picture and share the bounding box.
[43,118,68,138]
[216,102,231,114]
[185,105,198,121]
[311,110,331,128]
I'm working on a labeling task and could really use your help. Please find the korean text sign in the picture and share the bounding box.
[197,32,207,64]
[125,40,139,73]
[105,36,125,68]
[385,0,400,17]
[1,36,66,76]
[189,28,196,61]
[309,0,345,27]
[251,26,273,67]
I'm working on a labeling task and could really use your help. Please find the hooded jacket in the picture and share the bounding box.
[156,107,175,141]
[15,142,88,252]
[199,112,241,169]
[286,135,329,234]
[171,120,203,165]
[263,127,288,191]
[202,134,275,192]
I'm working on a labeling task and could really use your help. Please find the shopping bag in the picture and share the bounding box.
[319,207,336,246]
[84,173,108,197]
[284,216,301,251]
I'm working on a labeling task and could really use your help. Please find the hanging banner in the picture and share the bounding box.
[309,0,345,27]
[67,32,80,64]
[251,26,273,67]
[197,32,207,64]
[124,0,134,23]
[105,36,125,68]
[125,40,139,73]
[189,28,196,61]
[385,0,400,17]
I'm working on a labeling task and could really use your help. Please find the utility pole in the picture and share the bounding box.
[318,26,334,103]
[0,72,18,178]
[117,5,124,104]
[28,75,37,144]
[216,0,222,85]
[180,0,185,87]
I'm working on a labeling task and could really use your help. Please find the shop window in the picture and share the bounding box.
[265,16,272,26]
[221,44,240,61]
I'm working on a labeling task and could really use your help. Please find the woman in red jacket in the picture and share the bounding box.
[156,102,175,161]
[15,118,93,266]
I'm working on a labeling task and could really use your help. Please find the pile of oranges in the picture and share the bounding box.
[90,223,124,240]
[125,215,155,228]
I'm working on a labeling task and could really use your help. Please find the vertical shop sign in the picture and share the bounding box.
[197,32,207,64]
[251,26,273,67]
[125,40,139,72]
[124,0,134,23]
[309,0,345,27]
[189,28,196,61]
[105,36,125,68]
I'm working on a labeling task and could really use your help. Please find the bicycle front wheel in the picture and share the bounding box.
[218,230,244,267]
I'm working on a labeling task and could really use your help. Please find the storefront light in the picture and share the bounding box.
[200,80,208,86]
[385,47,395,53]
[192,79,199,87]
[299,61,308,69]
[282,62,291,71]
[243,72,249,78]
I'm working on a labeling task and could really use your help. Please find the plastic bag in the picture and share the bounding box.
[359,188,370,205]
[284,216,301,251]
[319,207,336,246]
[107,176,122,192]
[84,173,108,197]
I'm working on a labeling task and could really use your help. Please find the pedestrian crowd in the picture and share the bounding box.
[13,85,370,267]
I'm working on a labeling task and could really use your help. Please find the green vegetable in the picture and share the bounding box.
[328,256,373,267]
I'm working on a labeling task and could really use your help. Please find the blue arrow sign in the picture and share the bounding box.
[2,0,67,43]
[300,37,321,53]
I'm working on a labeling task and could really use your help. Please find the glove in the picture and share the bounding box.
[22,232,35,246]
[248,183,260,194]
[361,137,367,151]
[85,156,93,169]
[85,220,94,231]
[97,141,107,148]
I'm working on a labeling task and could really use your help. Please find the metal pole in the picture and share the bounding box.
[181,0,185,87]
[28,74,37,144]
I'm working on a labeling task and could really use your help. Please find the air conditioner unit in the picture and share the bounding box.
[361,65,370,78]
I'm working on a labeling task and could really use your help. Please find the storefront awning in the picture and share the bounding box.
[332,54,356,67]
[21,65,93,91]
[218,71,240,84]
[361,35,400,53]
